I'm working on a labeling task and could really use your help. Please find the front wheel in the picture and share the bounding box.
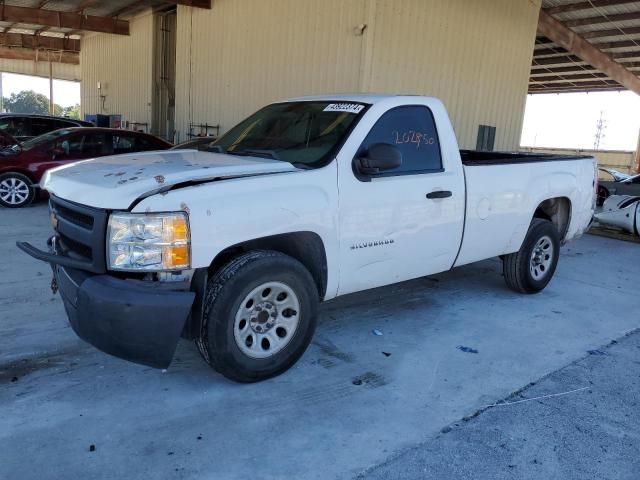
[0,172,35,208]
[196,250,318,382]
[502,219,560,294]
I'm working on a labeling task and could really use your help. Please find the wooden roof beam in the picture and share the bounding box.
[537,9,640,94]
[532,62,640,74]
[533,49,640,66]
[536,39,640,54]
[529,72,610,82]
[529,86,625,94]
[546,0,639,15]
[0,46,78,64]
[564,11,640,28]
[581,26,640,39]
[0,32,79,52]
[0,4,129,35]
[171,0,211,7]
[531,65,599,74]
[530,79,621,89]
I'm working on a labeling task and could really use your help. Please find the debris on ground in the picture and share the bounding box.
[382,352,392,357]
[89,445,96,452]
[457,345,479,354]
[372,329,383,336]
[587,349,609,356]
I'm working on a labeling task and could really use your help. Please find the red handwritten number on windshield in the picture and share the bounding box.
[393,130,435,149]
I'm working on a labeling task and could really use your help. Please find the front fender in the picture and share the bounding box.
[132,164,340,298]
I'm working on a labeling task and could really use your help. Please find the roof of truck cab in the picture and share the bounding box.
[283,93,430,104]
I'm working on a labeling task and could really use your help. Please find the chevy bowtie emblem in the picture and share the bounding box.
[50,212,58,230]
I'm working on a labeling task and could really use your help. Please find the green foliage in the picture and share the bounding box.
[62,104,81,119]
[2,90,69,117]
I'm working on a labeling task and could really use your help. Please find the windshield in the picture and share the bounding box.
[212,101,367,168]
[19,129,72,151]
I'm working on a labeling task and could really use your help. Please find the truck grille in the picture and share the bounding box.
[50,195,108,273]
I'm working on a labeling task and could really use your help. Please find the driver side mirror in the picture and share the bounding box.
[354,143,402,176]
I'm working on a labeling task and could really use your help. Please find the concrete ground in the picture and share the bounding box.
[1,203,639,480]
[362,330,640,480]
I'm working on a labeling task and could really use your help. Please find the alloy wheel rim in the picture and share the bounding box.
[233,281,300,359]
[0,177,29,205]
[530,235,554,281]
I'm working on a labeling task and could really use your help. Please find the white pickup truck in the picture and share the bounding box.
[18,95,596,382]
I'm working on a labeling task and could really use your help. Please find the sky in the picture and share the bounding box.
[520,90,640,151]
[1,72,80,108]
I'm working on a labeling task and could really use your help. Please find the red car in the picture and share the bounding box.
[0,127,171,208]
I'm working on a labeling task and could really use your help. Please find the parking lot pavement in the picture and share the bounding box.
[1,203,639,480]
[361,328,640,480]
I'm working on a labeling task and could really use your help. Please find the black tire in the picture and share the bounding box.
[0,172,35,208]
[503,219,560,294]
[195,250,318,382]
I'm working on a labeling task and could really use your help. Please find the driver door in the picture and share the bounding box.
[337,104,465,296]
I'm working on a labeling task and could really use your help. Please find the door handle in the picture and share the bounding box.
[426,190,452,199]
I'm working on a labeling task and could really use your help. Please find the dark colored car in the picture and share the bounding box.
[0,127,172,208]
[0,114,94,142]
[170,136,218,151]
[597,173,640,206]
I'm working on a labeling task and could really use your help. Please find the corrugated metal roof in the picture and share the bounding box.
[0,1,179,38]
[531,1,640,94]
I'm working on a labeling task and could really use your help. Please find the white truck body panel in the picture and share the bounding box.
[40,150,298,209]
[333,96,466,295]
[134,164,342,298]
[40,94,596,301]
[456,160,595,267]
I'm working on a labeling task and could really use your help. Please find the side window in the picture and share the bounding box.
[54,135,84,156]
[82,133,111,156]
[0,117,30,137]
[31,118,56,137]
[359,106,442,174]
[113,134,136,154]
[135,136,156,151]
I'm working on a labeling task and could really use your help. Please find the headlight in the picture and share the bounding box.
[107,212,190,271]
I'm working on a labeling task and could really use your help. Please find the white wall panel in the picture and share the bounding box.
[80,12,154,127]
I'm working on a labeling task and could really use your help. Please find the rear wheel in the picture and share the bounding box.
[0,172,35,208]
[503,219,560,294]
[196,250,318,382]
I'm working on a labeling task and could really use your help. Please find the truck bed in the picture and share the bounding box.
[460,150,590,166]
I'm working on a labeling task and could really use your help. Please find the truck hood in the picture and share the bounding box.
[41,149,299,209]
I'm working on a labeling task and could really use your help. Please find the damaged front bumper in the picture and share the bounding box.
[17,240,195,369]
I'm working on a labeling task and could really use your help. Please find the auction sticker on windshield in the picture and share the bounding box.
[323,103,365,114]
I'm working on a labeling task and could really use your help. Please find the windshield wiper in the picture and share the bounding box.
[229,149,282,160]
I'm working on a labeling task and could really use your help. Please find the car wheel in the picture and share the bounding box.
[502,219,560,294]
[195,250,318,382]
[0,172,35,208]
[596,185,609,207]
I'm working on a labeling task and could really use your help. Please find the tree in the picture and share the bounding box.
[62,104,81,119]
[2,90,64,116]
